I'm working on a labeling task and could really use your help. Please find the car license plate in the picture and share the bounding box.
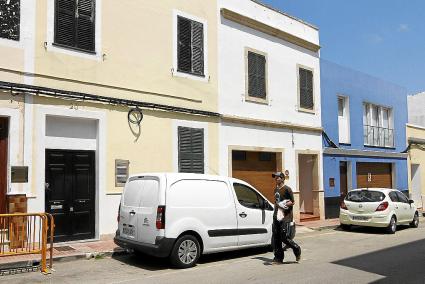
[122,227,135,237]
[352,216,369,221]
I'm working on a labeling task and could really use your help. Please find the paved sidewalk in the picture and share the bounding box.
[0,220,340,271]
[0,236,125,271]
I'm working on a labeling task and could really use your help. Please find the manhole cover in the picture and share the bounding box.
[55,246,76,252]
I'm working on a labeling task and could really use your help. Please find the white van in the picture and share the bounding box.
[114,173,274,268]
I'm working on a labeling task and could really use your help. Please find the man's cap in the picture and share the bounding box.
[272,172,285,178]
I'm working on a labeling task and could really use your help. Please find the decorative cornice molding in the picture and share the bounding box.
[221,114,323,133]
[221,8,320,53]
[323,148,408,159]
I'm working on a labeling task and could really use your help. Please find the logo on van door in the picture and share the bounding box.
[143,217,150,226]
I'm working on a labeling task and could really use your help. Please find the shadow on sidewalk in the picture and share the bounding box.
[333,238,425,283]
[334,224,411,235]
[111,247,271,271]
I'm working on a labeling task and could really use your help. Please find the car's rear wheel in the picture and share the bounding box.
[170,235,200,269]
[386,216,397,234]
[410,212,419,228]
[340,224,351,231]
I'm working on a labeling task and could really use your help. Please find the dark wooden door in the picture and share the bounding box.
[0,118,8,214]
[356,162,392,189]
[339,162,348,199]
[45,150,95,242]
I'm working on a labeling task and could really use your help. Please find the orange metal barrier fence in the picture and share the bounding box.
[0,213,54,273]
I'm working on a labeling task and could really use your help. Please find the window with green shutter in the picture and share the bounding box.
[177,16,204,76]
[0,0,20,41]
[54,0,95,53]
[299,67,314,110]
[178,127,204,174]
[247,51,267,99]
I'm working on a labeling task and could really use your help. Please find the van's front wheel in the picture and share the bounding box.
[170,235,200,269]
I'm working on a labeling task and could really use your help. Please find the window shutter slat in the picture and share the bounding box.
[299,68,314,110]
[248,51,266,99]
[55,0,95,52]
[0,0,20,41]
[177,17,192,73]
[191,21,204,75]
[76,0,95,51]
[178,127,204,174]
[55,0,76,47]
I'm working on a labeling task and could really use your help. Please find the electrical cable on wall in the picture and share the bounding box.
[128,107,143,126]
[0,80,220,118]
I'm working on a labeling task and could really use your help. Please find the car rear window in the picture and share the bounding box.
[346,191,385,202]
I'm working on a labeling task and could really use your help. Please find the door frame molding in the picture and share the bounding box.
[295,150,324,220]
[0,108,20,195]
[35,105,106,240]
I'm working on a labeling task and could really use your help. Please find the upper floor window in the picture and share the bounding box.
[298,66,314,111]
[0,0,20,41]
[54,0,95,53]
[338,96,350,144]
[363,103,394,148]
[177,16,204,77]
[246,49,267,102]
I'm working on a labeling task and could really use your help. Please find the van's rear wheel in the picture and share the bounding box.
[170,235,200,269]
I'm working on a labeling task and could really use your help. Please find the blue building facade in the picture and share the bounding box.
[321,60,409,218]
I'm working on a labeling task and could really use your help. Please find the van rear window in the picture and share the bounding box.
[346,191,385,202]
[123,179,159,207]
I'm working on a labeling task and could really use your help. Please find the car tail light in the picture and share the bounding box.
[156,206,166,229]
[117,203,121,223]
[340,201,348,210]
[376,201,389,212]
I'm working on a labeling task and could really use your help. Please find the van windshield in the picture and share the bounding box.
[346,190,385,203]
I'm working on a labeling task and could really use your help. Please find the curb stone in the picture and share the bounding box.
[0,249,128,271]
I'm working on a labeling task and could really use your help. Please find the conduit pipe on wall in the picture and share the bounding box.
[0,81,220,118]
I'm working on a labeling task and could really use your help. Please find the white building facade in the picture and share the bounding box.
[217,0,324,221]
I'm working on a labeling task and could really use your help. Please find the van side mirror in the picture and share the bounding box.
[409,199,414,204]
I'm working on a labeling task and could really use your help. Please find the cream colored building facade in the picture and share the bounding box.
[407,124,425,209]
[407,92,425,209]
[0,0,219,240]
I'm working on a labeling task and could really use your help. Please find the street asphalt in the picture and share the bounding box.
[0,219,424,284]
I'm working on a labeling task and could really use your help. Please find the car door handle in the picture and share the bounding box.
[239,212,247,218]
[129,210,136,215]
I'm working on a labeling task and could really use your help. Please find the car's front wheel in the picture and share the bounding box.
[169,235,201,269]
[386,216,397,234]
[410,212,419,228]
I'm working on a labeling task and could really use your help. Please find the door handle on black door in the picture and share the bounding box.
[239,212,247,218]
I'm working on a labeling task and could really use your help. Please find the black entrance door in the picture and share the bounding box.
[45,150,95,242]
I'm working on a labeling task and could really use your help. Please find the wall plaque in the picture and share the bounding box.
[11,166,28,183]
[329,178,335,188]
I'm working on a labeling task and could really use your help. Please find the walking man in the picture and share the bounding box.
[271,171,301,264]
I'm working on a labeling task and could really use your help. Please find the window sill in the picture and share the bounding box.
[297,107,316,114]
[245,95,269,105]
[364,144,396,150]
[173,69,208,82]
[52,42,96,55]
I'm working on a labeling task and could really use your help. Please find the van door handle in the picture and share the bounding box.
[129,210,136,215]
[239,212,247,218]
